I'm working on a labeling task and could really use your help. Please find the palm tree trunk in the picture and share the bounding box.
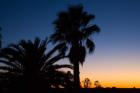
[74,61,80,88]
[71,42,81,88]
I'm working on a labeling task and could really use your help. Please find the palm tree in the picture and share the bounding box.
[0,37,73,91]
[51,5,100,88]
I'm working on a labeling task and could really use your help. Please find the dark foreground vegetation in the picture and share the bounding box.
[1,88,140,93]
[0,4,100,91]
[0,4,138,93]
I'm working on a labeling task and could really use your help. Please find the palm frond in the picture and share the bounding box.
[51,64,73,70]
[79,46,86,65]
[41,53,64,71]
[86,38,95,53]
[0,66,22,73]
[8,44,24,55]
[45,43,67,61]
[1,47,19,56]
[81,13,95,26]
[50,32,65,43]
[34,37,41,48]
[83,25,100,38]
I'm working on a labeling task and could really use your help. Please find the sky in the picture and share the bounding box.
[0,0,140,88]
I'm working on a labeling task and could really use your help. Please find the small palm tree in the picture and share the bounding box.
[0,37,73,91]
[51,5,100,88]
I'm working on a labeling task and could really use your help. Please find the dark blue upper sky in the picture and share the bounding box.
[0,0,140,87]
[1,0,140,46]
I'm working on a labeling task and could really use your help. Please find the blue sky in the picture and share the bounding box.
[0,0,140,87]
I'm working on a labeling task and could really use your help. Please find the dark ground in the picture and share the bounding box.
[27,88,140,93]
[2,88,140,93]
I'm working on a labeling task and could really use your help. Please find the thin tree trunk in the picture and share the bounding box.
[71,42,81,88]
[74,61,80,88]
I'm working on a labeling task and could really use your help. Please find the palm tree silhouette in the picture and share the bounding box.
[0,37,73,91]
[51,5,100,88]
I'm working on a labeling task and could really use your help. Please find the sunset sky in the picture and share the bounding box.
[0,0,140,88]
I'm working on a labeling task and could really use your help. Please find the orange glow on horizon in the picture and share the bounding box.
[80,55,140,88]
[80,77,140,88]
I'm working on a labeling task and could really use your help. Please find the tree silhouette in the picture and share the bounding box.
[0,37,73,92]
[51,4,100,88]
[82,78,92,88]
[94,80,102,88]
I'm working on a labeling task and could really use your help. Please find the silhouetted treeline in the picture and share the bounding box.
[0,4,100,92]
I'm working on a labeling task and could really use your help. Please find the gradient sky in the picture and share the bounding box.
[0,0,140,88]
